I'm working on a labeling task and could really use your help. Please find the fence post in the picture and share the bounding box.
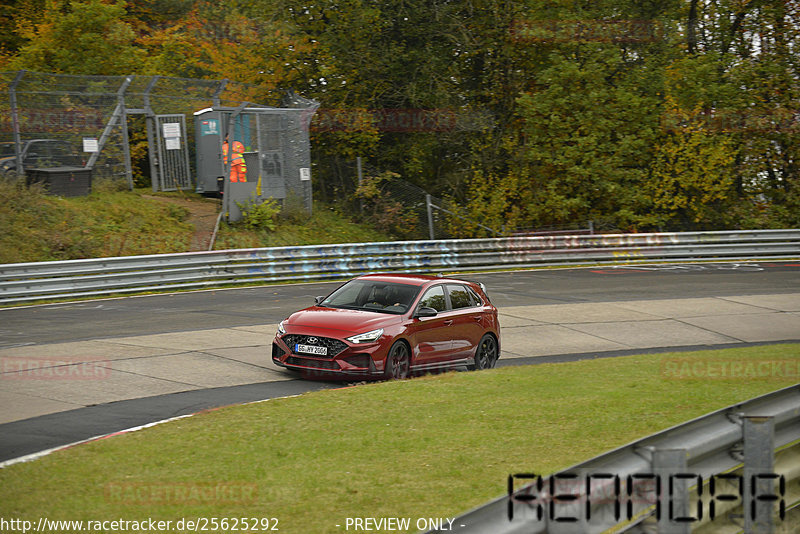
[357,156,363,212]
[744,416,776,534]
[144,76,161,192]
[9,70,26,178]
[212,79,228,108]
[119,77,134,190]
[426,194,435,240]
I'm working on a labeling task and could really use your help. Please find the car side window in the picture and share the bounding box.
[418,285,447,312]
[447,284,480,309]
[466,286,484,306]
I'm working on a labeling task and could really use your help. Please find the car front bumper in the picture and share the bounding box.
[271,334,386,377]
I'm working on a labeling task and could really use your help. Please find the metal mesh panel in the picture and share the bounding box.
[256,112,287,200]
[0,71,125,179]
[0,71,286,185]
[338,157,596,240]
[155,114,192,191]
[348,160,455,240]
[281,93,319,211]
[252,104,319,211]
[378,175,446,239]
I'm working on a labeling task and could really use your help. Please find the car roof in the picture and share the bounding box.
[356,273,475,287]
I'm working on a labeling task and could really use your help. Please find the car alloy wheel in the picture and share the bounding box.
[474,334,498,370]
[385,341,410,380]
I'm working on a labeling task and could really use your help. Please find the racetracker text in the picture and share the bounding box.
[0,517,279,533]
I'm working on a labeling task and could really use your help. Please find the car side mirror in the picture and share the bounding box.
[314,296,326,305]
[415,306,438,318]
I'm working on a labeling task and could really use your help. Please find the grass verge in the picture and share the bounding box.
[1,344,798,533]
[0,178,393,263]
[213,204,393,250]
[0,180,194,263]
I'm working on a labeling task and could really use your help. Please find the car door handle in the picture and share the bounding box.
[444,320,454,326]
[473,315,482,322]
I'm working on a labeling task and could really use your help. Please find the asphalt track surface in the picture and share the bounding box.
[2,262,799,347]
[1,262,799,463]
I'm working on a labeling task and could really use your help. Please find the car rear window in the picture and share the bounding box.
[447,284,483,309]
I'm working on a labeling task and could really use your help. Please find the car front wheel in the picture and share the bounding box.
[473,334,498,370]
[384,341,410,380]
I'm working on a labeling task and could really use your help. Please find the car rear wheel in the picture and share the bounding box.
[384,341,410,380]
[472,334,498,370]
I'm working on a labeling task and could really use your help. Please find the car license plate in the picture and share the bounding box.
[296,344,327,356]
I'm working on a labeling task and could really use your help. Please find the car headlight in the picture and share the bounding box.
[277,321,286,335]
[346,328,384,344]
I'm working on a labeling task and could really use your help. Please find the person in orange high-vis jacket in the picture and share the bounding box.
[222,140,247,182]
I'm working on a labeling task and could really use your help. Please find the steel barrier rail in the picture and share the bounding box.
[0,229,799,304]
[1,229,799,280]
[426,384,800,534]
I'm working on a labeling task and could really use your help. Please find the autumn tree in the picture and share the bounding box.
[7,0,146,75]
[3,0,797,232]
[648,98,737,229]
[663,0,800,228]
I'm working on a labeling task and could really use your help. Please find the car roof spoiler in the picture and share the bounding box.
[435,273,489,297]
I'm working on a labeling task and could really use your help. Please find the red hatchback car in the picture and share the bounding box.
[271,273,500,379]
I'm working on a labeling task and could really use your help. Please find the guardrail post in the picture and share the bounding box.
[653,449,692,534]
[743,416,776,534]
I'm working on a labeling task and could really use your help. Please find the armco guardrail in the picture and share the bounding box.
[1,229,799,304]
[430,384,800,534]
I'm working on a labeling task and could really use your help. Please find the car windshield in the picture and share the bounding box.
[321,280,421,314]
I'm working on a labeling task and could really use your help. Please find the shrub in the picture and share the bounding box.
[237,195,281,231]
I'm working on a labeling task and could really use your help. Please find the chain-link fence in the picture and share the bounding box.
[345,159,451,240]
[346,159,597,240]
[196,98,319,220]
[1,70,595,236]
[363,176,501,240]
[0,71,286,187]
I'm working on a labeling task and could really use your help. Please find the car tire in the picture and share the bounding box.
[472,334,498,371]
[384,341,410,380]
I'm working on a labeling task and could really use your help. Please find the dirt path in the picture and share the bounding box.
[142,194,221,251]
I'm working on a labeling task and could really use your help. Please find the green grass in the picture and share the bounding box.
[1,344,798,533]
[0,180,193,263]
[213,204,393,250]
[0,179,393,263]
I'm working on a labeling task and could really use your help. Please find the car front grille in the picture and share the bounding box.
[282,334,348,358]
[286,356,341,370]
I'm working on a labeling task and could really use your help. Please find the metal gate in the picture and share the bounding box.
[153,114,192,191]
[257,112,288,200]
